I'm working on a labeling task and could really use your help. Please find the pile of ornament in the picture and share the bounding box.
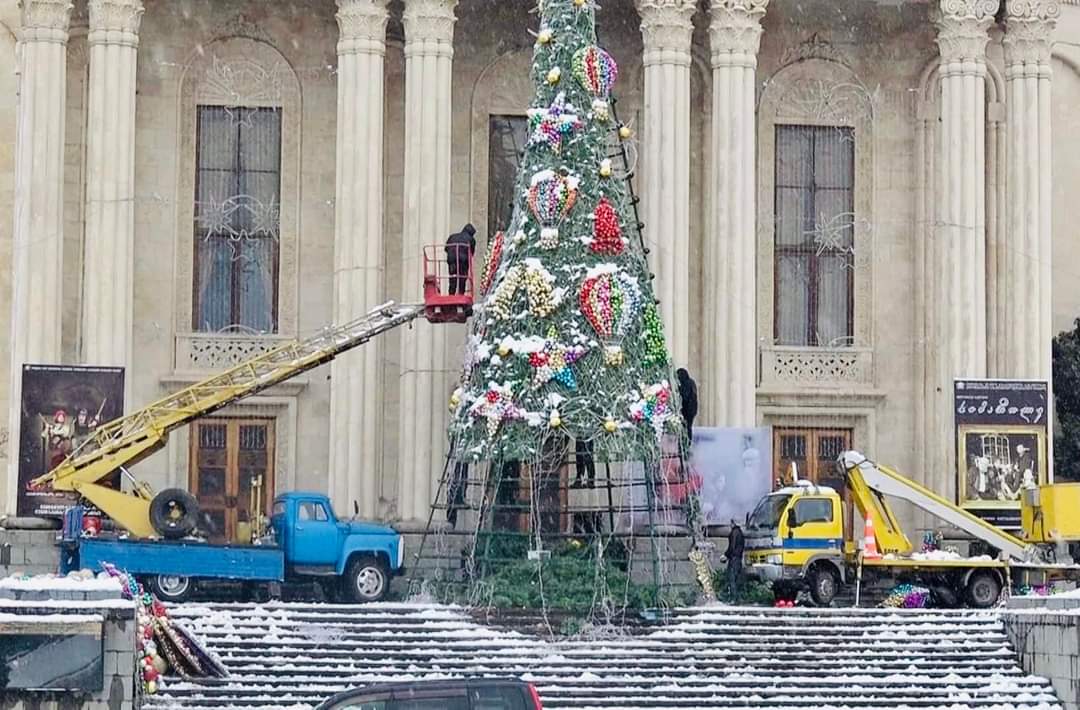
[101,563,227,695]
[881,583,931,609]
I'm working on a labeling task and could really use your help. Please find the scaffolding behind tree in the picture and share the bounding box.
[410,0,700,620]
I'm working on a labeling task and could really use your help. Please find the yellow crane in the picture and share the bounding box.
[30,296,457,539]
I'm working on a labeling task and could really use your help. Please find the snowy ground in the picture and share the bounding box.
[142,603,1063,710]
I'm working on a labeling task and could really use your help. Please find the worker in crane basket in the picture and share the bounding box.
[446,223,477,295]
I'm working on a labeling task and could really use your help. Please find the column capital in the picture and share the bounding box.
[934,0,997,66]
[19,0,73,41]
[336,0,390,55]
[402,0,458,47]
[1003,0,1059,68]
[88,0,143,46]
[637,0,695,65]
[708,0,768,66]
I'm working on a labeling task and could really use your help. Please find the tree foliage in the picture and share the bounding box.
[1052,319,1080,481]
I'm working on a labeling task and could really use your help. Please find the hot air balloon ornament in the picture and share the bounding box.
[572,45,618,122]
[578,265,643,366]
[628,381,676,440]
[528,169,579,249]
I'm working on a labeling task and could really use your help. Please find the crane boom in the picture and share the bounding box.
[840,451,1036,562]
[31,302,425,503]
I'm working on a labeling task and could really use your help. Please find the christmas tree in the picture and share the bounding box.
[415,0,699,612]
[450,0,681,464]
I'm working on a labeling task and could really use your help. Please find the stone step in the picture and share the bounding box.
[148,603,1063,710]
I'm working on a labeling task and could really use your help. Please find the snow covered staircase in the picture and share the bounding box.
[146,603,1061,710]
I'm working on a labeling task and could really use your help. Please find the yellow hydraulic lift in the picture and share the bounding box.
[31,294,460,539]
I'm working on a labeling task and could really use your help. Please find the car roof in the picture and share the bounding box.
[317,678,529,706]
[275,491,328,502]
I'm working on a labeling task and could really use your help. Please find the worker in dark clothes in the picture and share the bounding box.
[446,459,468,528]
[573,439,595,488]
[676,368,698,445]
[726,518,745,598]
[445,223,477,295]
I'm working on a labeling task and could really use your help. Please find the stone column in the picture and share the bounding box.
[1002,0,1058,381]
[398,0,457,523]
[636,0,695,368]
[329,0,390,518]
[82,0,143,369]
[932,0,996,496]
[7,0,74,513]
[706,0,766,427]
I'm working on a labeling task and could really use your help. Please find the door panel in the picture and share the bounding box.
[290,500,339,566]
[190,418,275,544]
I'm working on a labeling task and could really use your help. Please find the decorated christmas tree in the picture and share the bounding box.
[415,0,700,612]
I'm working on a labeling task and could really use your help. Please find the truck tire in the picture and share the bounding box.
[966,571,1001,609]
[808,564,839,607]
[148,574,193,603]
[343,556,388,603]
[149,489,200,539]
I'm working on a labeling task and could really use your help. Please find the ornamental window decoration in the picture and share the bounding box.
[193,104,282,334]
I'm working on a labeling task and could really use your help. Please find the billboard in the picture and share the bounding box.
[17,365,125,517]
[692,427,773,527]
[954,379,1048,516]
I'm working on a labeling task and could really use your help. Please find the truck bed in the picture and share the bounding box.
[75,537,285,582]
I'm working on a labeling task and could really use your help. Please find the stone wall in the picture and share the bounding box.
[0,583,138,710]
[1002,609,1080,710]
[0,529,60,577]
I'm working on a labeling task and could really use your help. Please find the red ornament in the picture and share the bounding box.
[486,390,500,403]
[590,198,623,255]
[143,626,154,640]
[529,353,548,367]
[480,231,505,295]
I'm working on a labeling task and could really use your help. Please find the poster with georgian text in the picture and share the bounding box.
[17,365,125,518]
[954,379,1048,527]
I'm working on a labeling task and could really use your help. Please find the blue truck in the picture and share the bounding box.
[60,492,405,603]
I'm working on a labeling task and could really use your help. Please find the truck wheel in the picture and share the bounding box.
[966,571,1002,609]
[149,489,200,539]
[808,565,839,607]
[148,574,193,603]
[344,556,388,603]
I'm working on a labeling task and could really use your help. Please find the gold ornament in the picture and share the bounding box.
[619,125,632,140]
[549,413,562,427]
[546,67,561,85]
[604,418,618,433]
[599,159,612,178]
[497,344,510,357]
[537,28,553,44]
[574,0,587,6]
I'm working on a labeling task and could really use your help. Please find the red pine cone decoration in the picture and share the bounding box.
[591,197,623,255]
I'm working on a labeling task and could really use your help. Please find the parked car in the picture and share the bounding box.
[315,679,543,710]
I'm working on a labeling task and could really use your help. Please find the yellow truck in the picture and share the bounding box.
[744,451,1080,608]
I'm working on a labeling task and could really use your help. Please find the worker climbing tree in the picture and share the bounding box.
[422,0,699,615]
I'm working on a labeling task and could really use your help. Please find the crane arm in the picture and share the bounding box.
[32,302,425,494]
[840,451,1036,562]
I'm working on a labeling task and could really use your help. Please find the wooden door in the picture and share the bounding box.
[773,428,852,488]
[190,418,275,544]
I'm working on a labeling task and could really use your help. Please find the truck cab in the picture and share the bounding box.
[744,481,847,605]
[271,492,404,603]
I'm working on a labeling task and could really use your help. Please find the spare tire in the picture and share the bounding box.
[150,488,200,539]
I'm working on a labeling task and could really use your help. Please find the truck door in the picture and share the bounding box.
[786,497,842,565]
[289,499,340,566]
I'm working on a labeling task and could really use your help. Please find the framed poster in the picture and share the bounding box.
[17,365,125,518]
[954,379,1048,512]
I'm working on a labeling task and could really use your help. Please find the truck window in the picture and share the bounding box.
[749,494,791,529]
[272,501,285,517]
[298,502,329,521]
[794,498,833,525]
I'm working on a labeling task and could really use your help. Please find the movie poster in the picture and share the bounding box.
[954,379,1048,516]
[17,365,125,517]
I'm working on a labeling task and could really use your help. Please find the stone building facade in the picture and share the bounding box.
[0,0,1077,536]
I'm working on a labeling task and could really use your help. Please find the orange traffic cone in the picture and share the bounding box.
[863,516,882,560]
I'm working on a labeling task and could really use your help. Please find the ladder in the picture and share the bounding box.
[32,302,426,498]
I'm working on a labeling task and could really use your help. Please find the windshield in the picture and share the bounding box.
[748,494,791,530]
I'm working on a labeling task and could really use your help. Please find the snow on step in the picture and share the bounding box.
[145,603,1062,710]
